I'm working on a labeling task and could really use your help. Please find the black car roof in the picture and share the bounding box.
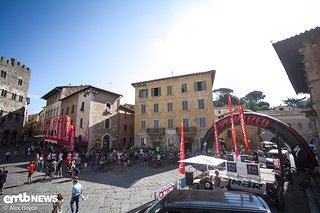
[158,190,270,212]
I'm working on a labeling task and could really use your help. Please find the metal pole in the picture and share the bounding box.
[275,124,285,211]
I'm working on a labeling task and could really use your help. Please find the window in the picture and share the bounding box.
[298,123,303,129]
[11,93,17,100]
[168,118,173,129]
[183,118,190,128]
[71,105,75,113]
[66,107,69,115]
[18,95,23,102]
[18,78,23,86]
[104,119,111,129]
[141,138,146,146]
[151,87,161,97]
[105,102,112,113]
[308,122,313,129]
[153,103,159,113]
[167,102,173,112]
[139,89,148,98]
[0,109,3,117]
[195,81,206,91]
[153,119,160,128]
[198,99,205,109]
[1,89,7,97]
[80,102,84,111]
[61,109,64,116]
[140,120,146,130]
[181,83,187,93]
[1,70,6,78]
[124,124,127,132]
[80,118,83,128]
[198,117,206,128]
[141,104,146,113]
[167,85,173,95]
[182,101,188,110]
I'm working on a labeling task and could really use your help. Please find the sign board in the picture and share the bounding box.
[228,177,266,194]
[155,182,177,201]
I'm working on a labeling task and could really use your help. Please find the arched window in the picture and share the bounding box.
[80,118,83,128]
[66,107,69,115]
[71,105,75,113]
[297,123,303,129]
[105,102,112,113]
[104,119,111,129]
[80,102,84,111]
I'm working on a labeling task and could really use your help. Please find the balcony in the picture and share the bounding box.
[176,127,197,133]
[146,128,165,134]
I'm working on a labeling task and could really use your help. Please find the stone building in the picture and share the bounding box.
[41,85,133,151]
[273,27,320,159]
[0,57,31,144]
[132,70,215,152]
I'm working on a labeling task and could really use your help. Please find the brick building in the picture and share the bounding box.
[0,57,31,144]
[132,70,215,152]
[41,85,133,151]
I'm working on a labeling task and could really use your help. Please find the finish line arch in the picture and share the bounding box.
[203,111,317,170]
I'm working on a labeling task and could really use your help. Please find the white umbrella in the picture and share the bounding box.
[262,141,274,145]
[178,155,226,167]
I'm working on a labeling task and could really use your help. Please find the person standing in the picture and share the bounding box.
[213,170,222,190]
[52,193,64,213]
[5,151,10,163]
[27,161,35,184]
[0,168,7,195]
[70,177,83,213]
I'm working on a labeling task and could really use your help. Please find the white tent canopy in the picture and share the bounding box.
[178,155,226,167]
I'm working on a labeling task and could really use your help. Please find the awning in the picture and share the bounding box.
[33,135,45,138]
[44,139,58,144]
[178,155,226,167]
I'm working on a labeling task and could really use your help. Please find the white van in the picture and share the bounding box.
[265,149,289,169]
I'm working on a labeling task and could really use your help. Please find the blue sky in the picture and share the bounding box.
[1,0,319,114]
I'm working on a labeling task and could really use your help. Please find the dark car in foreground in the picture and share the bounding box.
[138,189,271,213]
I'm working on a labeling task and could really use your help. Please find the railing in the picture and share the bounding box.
[146,128,165,134]
[176,127,197,133]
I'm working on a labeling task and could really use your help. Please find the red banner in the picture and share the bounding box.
[53,118,58,139]
[45,119,51,138]
[65,115,71,142]
[238,103,251,152]
[228,93,238,157]
[178,121,185,174]
[213,121,220,157]
[84,121,89,144]
[70,125,75,152]
[57,118,63,140]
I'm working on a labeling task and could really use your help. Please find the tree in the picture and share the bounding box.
[241,90,269,111]
[283,97,309,108]
[213,88,239,107]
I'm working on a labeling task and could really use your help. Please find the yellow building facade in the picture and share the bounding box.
[132,70,215,153]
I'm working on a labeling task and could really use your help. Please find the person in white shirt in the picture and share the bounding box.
[70,177,83,213]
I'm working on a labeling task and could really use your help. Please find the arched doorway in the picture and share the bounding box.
[203,112,317,170]
[102,134,111,152]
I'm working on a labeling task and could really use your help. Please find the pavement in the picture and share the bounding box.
[0,142,319,213]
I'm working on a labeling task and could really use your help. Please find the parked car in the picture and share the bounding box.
[137,189,271,213]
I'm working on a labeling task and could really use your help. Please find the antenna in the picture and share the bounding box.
[171,70,174,77]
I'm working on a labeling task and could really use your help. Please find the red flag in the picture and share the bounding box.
[70,125,75,152]
[238,103,251,152]
[178,121,185,174]
[65,115,71,142]
[213,121,220,157]
[45,119,51,139]
[84,121,89,144]
[228,93,238,157]
[57,118,64,140]
[53,118,58,139]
